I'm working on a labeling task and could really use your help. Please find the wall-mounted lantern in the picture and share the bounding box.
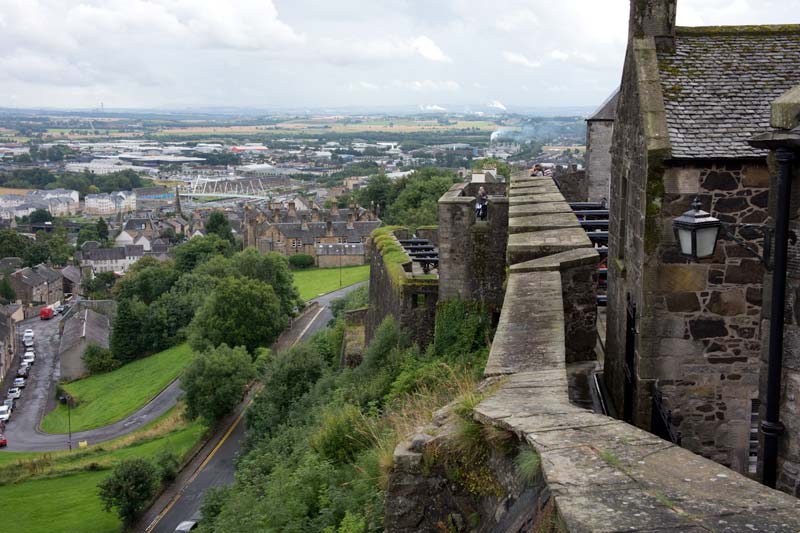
[672,197,721,260]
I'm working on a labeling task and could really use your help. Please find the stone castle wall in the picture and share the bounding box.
[365,228,438,347]
[437,182,508,313]
[386,175,800,532]
[586,119,614,201]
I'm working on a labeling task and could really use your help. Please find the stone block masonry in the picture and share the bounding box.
[365,227,438,347]
[437,182,509,312]
[386,176,800,531]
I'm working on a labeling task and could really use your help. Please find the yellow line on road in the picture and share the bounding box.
[145,406,248,532]
[145,306,322,532]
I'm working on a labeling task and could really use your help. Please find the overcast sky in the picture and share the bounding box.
[1,0,798,111]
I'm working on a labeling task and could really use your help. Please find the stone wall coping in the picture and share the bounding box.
[475,178,800,531]
[508,213,581,234]
[772,84,800,130]
[507,228,593,250]
[509,248,600,273]
[509,202,574,216]
[509,193,568,206]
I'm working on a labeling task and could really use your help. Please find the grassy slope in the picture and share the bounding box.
[292,265,370,301]
[41,343,193,434]
[0,407,206,533]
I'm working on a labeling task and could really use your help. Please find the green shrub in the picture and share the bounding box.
[155,450,180,483]
[289,254,315,269]
[97,458,158,527]
[311,404,371,465]
[515,448,541,485]
[82,344,119,374]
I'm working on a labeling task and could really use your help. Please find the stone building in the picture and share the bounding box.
[585,89,618,202]
[605,0,800,476]
[9,264,62,305]
[243,203,380,266]
[59,308,110,380]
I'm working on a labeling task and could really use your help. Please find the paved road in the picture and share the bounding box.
[0,314,183,452]
[147,281,367,532]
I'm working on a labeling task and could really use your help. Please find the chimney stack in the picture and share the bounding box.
[629,0,677,51]
[288,201,297,219]
[330,202,339,217]
[311,207,320,222]
[326,220,333,237]
[347,213,354,230]
[301,214,309,231]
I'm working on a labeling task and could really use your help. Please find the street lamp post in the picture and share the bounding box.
[59,394,72,451]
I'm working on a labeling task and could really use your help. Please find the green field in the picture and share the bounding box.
[292,265,370,301]
[0,406,206,533]
[41,343,194,434]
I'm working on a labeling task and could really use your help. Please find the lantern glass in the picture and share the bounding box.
[677,226,693,256]
[695,225,720,259]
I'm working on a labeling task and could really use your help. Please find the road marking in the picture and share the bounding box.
[296,306,326,343]
[145,406,248,532]
[145,300,330,531]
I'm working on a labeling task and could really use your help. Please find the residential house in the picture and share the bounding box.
[60,265,83,296]
[0,304,22,383]
[59,308,110,380]
[604,0,800,477]
[84,193,116,215]
[76,245,145,274]
[8,264,62,305]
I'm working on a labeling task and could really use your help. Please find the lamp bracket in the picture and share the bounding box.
[718,223,798,272]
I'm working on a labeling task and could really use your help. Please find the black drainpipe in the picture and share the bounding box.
[761,148,795,488]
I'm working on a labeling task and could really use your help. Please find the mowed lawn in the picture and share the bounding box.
[292,265,370,301]
[0,407,206,533]
[41,343,194,434]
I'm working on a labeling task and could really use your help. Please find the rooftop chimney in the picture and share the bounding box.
[330,202,339,217]
[311,207,320,222]
[629,0,677,51]
[301,215,309,231]
[347,213,354,230]
[288,201,297,219]
[326,220,333,237]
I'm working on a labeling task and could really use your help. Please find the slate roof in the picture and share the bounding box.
[11,267,46,287]
[60,265,82,285]
[33,264,61,283]
[59,308,110,355]
[588,88,619,121]
[657,26,800,159]
[273,221,382,242]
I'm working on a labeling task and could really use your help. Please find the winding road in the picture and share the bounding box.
[0,281,367,455]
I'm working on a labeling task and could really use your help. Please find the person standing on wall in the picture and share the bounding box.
[477,186,489,220]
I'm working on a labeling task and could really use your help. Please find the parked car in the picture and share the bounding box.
[0,405,10,422]
[0,434,7,447]
[22,353,35,366]
[40,307,53,320]
[23,337,34,348]
[6,388,21,400]
[4,399,14,412]
[13,378,25,389]
[16,366,28,378]
[24,329,34,338]
[56,305,67,314]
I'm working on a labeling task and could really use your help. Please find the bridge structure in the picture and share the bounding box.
[178,176,280,200]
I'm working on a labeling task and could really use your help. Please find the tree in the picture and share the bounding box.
[97,458,158,527]
[29,209,53,224]
[355,173,395,214]
[231,249,301,316]
[82,344,119,374]
[206,211,234,243]
[385,168,457,229]
[473,157,511,179]
[174,234,232,273]
[182,344,255,422]
[0,230,32,259]
[110,297,150,363]
[77,225,101,247]
[82,271,117,300]
[96,217,109,241]
[189,276,287,354]
[0,277,16,303]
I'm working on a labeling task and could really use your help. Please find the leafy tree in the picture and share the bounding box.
[96,217,109,241]
[183,344,255,422]
[159,226,180,244]
[146,273,218,352]
[110,297,150,363]
[23,242,50,267]
[385,168,456,229]
[473,157,511,179]
[355,173,395,214]
[29,209,53,223]
[36,226,72,266]
[82,344,119,374]
[206,211,234,243]
[189,276,287,354]
[0,277,16,303]
[231,249,300,316]
[97,458,158,527]
[0,230,32,259]
[288,254,315,269]
[82,271,117,299]
[155,451,180,483]
[174,234,232,273]
[77,225,101,247]
[113,262,179,305]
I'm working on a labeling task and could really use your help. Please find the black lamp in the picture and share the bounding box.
[672,197,721,260]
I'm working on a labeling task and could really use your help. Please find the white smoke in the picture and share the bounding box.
[487,100,507,111]
[419,104,446,111]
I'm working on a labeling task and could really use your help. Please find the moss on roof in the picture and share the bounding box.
[371,226,412,286]
[676,24,800,36]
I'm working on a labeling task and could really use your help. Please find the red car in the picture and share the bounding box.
[40,307,54,320]
[0,435,7,447]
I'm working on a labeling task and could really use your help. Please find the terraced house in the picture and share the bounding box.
[605,0,800,478]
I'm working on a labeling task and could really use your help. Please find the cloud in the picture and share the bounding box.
[419,104,447,111]
[349,81,380,91]
[410,36,451,62]
[487,100,507,111]
[495,9,540,31]
[503,51,542,69]
[391,80,461,92]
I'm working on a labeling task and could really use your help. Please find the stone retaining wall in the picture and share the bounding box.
[386,175,800,531]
